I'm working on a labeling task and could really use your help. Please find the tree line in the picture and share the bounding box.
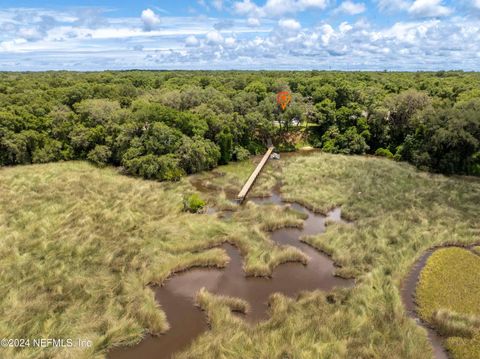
[0,70,479,178]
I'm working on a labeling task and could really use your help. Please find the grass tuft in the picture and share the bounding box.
[196,288,250,315]
[431,309,480,338]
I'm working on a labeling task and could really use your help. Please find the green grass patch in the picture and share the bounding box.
[416,247,480,358]
[182,193,206,213]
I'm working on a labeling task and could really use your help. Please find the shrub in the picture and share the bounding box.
[344,127,370,154]
[31,139,66,164]
[233,146,250,161]
[469,152,480,176]
[183,193,206,213]
[375,148,393,159]
[87,145,112,167]
[393,145,403,161]
[246,141,265,155]
[123,154,185,181]
[275,143,296,152]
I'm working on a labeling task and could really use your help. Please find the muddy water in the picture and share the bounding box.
[109,192,353,359]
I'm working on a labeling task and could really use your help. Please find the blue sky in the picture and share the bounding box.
[0,0,479,71]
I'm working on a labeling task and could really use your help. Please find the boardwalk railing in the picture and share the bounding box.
[237,146,274,203]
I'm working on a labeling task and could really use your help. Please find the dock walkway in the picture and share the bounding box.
[237,146,274,203]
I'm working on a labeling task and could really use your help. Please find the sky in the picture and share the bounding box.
[0,0,479,71]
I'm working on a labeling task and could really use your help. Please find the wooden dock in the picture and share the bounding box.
[237,146,274,203]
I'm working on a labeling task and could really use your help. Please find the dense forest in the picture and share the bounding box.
[0,70,479,179]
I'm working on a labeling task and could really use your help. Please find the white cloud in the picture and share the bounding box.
[278,18,301,30]
[247,17,261,26]
[339,22,353,33]
[206,30,224,44]
[234,0,328,17]
[17,27,43,41]
[0,38,28,52]
[212,0,224,10]
[319,24,335,45]
[376,20,440,44]
[2,6,480,71]
[234,0,260,16]
[374,0,452,18]
[299,0,328,6]
[225,36,236,47]
[197,0,208,9]
[408,0,452,17]
[141,9,160,31]
[336,1,366,15]
[474,0,480,9]
[374,0,411,12]
[185,35,199,47]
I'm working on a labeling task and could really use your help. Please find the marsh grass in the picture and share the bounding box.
[0,161,311,358]
[182,280,433,359]
[281,153,480,278]
[417,248,480,320]
[196,288,250,314]
[2,152,479,359]
[208,191,239,212]
[175,289,252,359]
[178,152,479,359]
[227,201,309,276]
[431,309,480,338]
[232,201,307,232]
[445,334,480,359]
[191,155,279,198]
[324,218,338,227]
[416,247,480,358]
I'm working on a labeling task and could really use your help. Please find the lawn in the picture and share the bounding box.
[1,152,479,359]
[416,247,480,359]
